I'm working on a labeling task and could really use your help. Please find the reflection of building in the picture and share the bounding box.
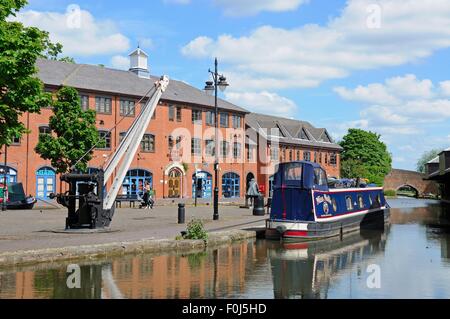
[2,241,257,299]
[269,229,388,299]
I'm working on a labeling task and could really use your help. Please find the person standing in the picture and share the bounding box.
[247,178,261,207]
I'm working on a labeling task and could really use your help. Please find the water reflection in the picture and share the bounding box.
[269,228,388,299]
[1,200,450,299]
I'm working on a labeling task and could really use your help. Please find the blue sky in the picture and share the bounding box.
[16,0,450,170]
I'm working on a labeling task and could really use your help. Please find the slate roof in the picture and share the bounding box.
[35,59,247,113]
[246,113,342,151]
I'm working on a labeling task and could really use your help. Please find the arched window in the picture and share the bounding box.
[358,195,365,208]
[345,196,354,211]
[122,169,153,197]
[222,172,240,198]
[0,166,17,184]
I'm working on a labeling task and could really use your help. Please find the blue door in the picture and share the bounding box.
[222,172,240,198]
[192,171,212,199]
[36,167,56,199]
[122,169,153,198]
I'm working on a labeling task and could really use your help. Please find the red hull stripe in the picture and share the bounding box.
[284,230,308,237]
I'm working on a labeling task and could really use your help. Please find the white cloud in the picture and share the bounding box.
[213,0,308,17]
[110,55,130,70]
[182,0,450,91]
[11,8,130,56]
[225,91,298,117]
[440,81,450,96]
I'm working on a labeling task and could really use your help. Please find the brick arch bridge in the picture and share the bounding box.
[384,169,439,197]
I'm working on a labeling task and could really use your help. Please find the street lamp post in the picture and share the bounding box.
[204,58,229,221]
[2,145,7,211]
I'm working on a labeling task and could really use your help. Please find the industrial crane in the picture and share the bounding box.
[51,76,170,229]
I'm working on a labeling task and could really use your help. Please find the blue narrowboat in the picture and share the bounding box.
[265,161,390,241]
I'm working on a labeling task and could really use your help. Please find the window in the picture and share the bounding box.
[325,153,328,164]
[169,105,175,121]
[39,126,51,135]
[284,162,302,181]
[300,128,309,140]
[346,196,354,210]
[98,130,111,149]
[332,198,338,212]
[119,132,127,143]
[233,142,241,159]
[120,99,135,117]
[192,109,202,124]
[220,112,229,128]
[191,138,201,156]
[271,146,279,161]
[206,111,215,126]
[358,195,365,208]
[221,141,230,158]
[232,115,241,128]
[314,168,327,186]
[176,106,182,122]
[318,152,322,164]
[11,136,20,145]
[80,95,89,111]
[303,151,311,162]
[330,152,337,166]
[95,96,112,114]
[297,150,301,161]
[141,134,155,152]
[247,144,255,161]
[314,152,318,163]
[205,140,215,156]
[289,150,293,161]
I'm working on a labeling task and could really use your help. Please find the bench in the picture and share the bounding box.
[115,194,140,208]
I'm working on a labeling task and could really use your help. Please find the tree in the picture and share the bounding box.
[35,87,104,174]
[0,0,61,147]
[339,128,392,185]
[416,148,444,173]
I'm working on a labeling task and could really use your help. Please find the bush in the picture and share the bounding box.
[384,189,397,197]
[184,219,208,242]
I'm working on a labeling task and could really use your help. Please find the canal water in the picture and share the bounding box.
[1,198,450,299]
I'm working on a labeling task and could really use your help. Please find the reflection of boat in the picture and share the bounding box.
[269,227,388,299]
[266,162,390,241]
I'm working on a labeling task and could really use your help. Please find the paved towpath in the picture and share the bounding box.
[0,204,267,254]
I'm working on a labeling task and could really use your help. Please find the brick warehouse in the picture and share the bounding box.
[1,48,342,200]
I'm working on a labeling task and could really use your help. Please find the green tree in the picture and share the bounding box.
[0,0,61,147]
[56,56,76,64]
[416,148,444,173]
[339,128,392,185]
[35,87,104,173]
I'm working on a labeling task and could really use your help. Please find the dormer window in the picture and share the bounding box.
[299,128,309,140]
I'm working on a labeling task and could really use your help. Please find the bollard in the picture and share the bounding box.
[267,197,272,215]
[253,195,265,216]
[178,203,185,224]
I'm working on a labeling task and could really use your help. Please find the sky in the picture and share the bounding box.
[13,0,450,170]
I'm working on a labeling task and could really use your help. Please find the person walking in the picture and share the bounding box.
[247,178,261,207]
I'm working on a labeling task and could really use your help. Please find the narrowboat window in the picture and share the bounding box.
[369,195,373,206]
[332,198,337,212]
[376,194,381,206]
[345,196,353,210]
[358,195,364,208]
[314,168,327,186]
[284,163,302,181]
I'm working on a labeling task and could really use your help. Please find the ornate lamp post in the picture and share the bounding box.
[204,58,229,220]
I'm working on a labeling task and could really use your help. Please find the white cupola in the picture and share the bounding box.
[129,46,150,78]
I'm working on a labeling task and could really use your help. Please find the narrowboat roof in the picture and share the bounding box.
[276,161,324,169]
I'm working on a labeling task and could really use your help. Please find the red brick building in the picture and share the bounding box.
[1,49,342,200]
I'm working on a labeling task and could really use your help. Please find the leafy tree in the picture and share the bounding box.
[339,128,392,185]
[416,148,444,173]
[35,87,104,174]
[55,56,76,64]
[0,0,62,147]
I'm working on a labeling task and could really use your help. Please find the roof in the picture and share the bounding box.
[35,59,248,113]
[246,113,342,151]
[427,156,440,164]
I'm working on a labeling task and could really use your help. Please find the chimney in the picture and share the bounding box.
[129,46,150,78]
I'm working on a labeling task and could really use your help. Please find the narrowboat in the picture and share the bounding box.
[265,161,390,241]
